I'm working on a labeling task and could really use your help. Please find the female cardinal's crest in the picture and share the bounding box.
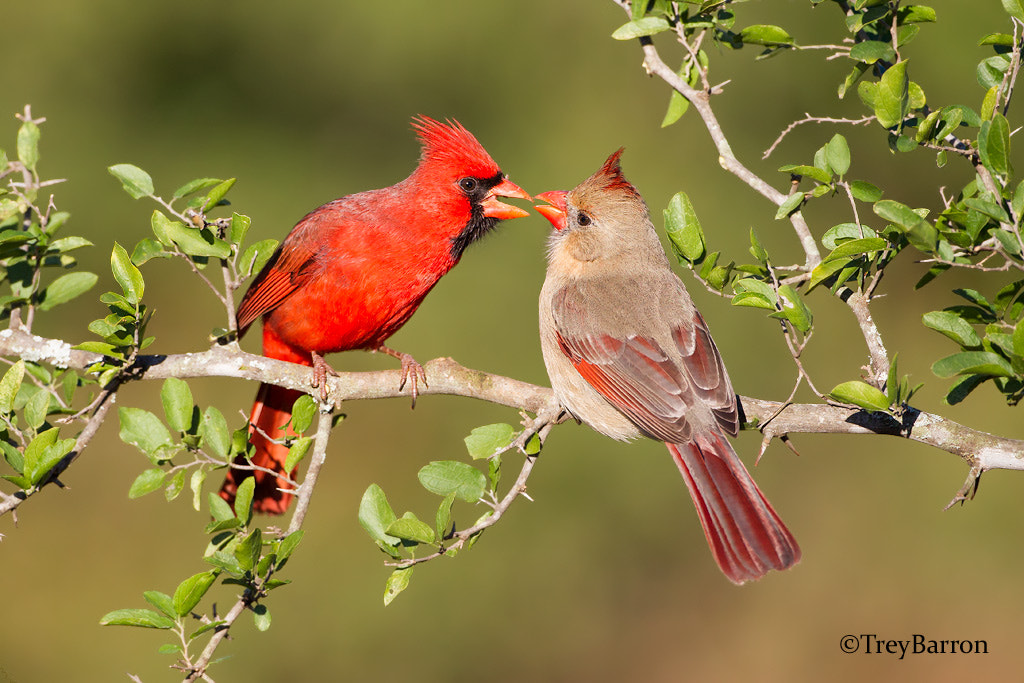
[412,116,501,179]
[576,148,641,203]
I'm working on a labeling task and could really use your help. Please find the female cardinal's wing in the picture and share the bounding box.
[236,213,326,336]
[550,282,738,440]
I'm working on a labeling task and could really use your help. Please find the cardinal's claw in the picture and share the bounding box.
[377,345,427,408]
[310,351,338,402]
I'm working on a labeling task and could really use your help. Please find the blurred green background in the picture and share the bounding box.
[3,1,1022,681]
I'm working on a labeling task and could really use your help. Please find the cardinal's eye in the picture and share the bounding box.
[458,177,478,193]
[577,212,592,226]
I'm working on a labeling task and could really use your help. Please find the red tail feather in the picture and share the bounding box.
[667,436,800,584]
[219,382,303,515]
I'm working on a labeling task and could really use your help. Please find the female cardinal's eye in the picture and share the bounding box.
[458,177,478,193]
[577,212,592,226]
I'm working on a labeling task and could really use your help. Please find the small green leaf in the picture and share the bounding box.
[38,272,98,311]
[131,238,168,266]
[233,475,255,522]
[100,608,175,629]
[435,491,456,540]
[383,567,413,606]
[849,40,895,64]
[161,378,194,433]
[825,134,851,177]
[172,177,222,200]
[119,407,174,455]
[0,360,25,414]
[849,180,883,203]
[825,237,887,260]
[129,468,167,499]
[23,388,50,430]
[200,406,230,459]
[738,24,794,46]
[229,213,251,245]
[1002,0,1024,22]
[239,239,279,278]
[829,380,891,412]
[776,285,813,334]
[200,178,237,212]
[108,164,155,199]
[386,514,436,544]
[234,528,262,572]
[463,423,515,460]
[732,292,776,310]
[290,395,317,433]
[358,484,400,546]
[612,17,671,40]
[208,491,236,522]
[111,242,144,305]
[778,164,832,184]
[172,571,218,617]
[252,604,271,632]
[143,591,176,619]
[17,121,40,170]
[874,60,909,128]
[277,529,305,563]
[775,192,803,219]
[922,311,981,348]
[418,461,487,502]
[663,191,705,262]
[932,351,1015,378]
[283,436,312,473]
[873,199,937,252]
[980,114,1012,177]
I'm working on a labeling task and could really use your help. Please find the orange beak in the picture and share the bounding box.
[534,190,568,231]
[481,178,532,220]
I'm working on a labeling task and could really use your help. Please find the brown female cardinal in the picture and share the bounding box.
[534,150,799,583]
[219,116,530,514]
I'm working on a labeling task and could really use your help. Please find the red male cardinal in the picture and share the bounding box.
[220,116,530,514]
[535,150,799,583]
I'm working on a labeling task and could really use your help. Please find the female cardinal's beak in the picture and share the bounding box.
[481,178,532,220]
[534,191,568,231]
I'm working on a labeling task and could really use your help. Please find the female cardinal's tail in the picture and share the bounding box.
[667,434,800,584]
[219,382,302,515]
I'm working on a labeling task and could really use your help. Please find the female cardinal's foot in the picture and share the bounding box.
[377,345,427,407]
[310,351,338,402]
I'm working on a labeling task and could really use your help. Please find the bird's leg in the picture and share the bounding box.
[376,344,427,407]
[309,351,338,402]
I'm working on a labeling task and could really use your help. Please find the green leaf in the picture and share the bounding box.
[386,514,436,544]
[252,604,271,632]
[229,213,251,245]
[418,461,487,503]
[290,394,317,433]
[131,238,168,266]
[161,378,194,433]
[435,491,456,539]
[922,311,981,348]
[17,121,40,170]
[172,571,218,617]
[108,164,154,199]
[23,387,50,430]
[129,468,167,498]
[100,608,175,629]
[283,436,312,473]
[172,177,222,199]
[239,239,279,278]
[749,228,768,263]
[1003,0,1024,21]
[0,360,25,414]
[119,407,174,455]
[849,40,895,64]
[826,237,887,260]
[980,114,1012,177]
[778,164,832,184]
[932,351,1015,378]
[775,192,803,219]
[277,529,304,563]
[151,211,232,259]
[233,475,255,523]
[828,380,891,412]
[234,528,262,572]
[731,292,776,310]
[873,199,937,252]
[849,180,883,203]
[661,89,690,128]
[143,591,176,619]
[873,60,909,128]
[200,406,230,459]
[201,178,237,212]
[38,272,98,311]
[463,423,515,460]
[111,242,144,305]
[738,24,794,46]
[383,567,413,606]
[612,17,671,40]
[825,134,851,177]
[776,284,813,334]
[358,484,400,546]
[663,191,705,262]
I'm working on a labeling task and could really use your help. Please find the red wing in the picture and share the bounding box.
[236,219,323,336]
[552,285,738,441]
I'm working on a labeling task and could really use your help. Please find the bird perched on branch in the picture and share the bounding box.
[220,116,531,514]
[535,150,799,583]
